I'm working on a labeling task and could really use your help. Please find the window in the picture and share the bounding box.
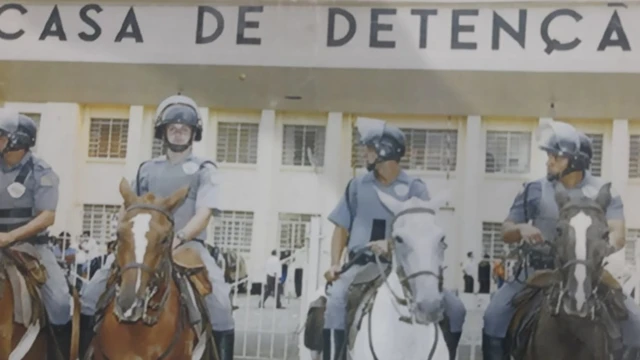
[88,118,129,159]
[211,211,254,253]
[485,131,531,174]
[216,122,259,164]
[151,138,167,158]
[351,127,457,171]
[278,213,314,251]
[626,229,639,268]
[629,135,640,178]
[585,133,603,177]
[282,125,325,167]
[82,204,120,243]
[482,222,516,261]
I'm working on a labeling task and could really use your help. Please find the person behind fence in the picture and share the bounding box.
[79,94,235,360]
[259,249,284,309]
[322,118,466,360]
[481,120,640,360]
[0,109,73,355]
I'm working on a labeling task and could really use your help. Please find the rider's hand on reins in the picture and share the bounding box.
[368,239,389,256]
[518,224,544,245]
[324,264,342,283]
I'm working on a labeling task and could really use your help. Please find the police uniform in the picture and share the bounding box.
[0,152,71,325]
[323,118,466,360]
[482,121,640,359]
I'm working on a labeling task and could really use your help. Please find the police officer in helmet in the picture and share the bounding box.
[323,118,466,360]
[80,94,235,360]
[0,109,73,356]
[482,121,640,360]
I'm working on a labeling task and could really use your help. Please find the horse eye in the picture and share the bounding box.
[602,231,610,240]
[556,226,563,236]
[394,236,404,243]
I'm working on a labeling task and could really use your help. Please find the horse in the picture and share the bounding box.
[507,182,627,360]
[304,187,451,360]
[86,178,216,359]
[0,242,80,360]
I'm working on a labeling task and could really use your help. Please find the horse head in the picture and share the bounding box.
[375,187,449,325]
[113,178,188,322]
[554,182,612,318]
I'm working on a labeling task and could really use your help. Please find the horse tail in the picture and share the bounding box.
[69,286,80,360]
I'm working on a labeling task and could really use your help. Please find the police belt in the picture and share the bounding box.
[348,250,391,266]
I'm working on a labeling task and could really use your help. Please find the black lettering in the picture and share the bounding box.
[370,8,396,48]
[410,9,437,49]
[237,6,262,45]
[115,7,143,43]
[0,4,26,40]
[39,5,67,41]
[492,10,526,50]
[78,4,103,42]
[451,9,478,50]
[540,9,582,55]
[327,8,355,47]
[196,6,224,44]
[597,10,630,51]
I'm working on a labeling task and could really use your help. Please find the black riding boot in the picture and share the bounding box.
[445,331,462,360]
[79,314,95,359]
[482,331,507,360]
[322,329,346,360]
[51,321,72,360]
[212,329,235,360]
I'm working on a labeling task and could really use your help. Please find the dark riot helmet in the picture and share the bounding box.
[536,120,589,180]
[356,117,406,171]
[0,109,37,152]
[154,94,203,152]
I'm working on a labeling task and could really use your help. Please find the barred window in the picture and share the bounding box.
[485,131,531,174]
[88,118,129,159]
[585,133,603,177]
[278,213,314,251]
[629,135,640,178]
[82,204,120,243]
[211,211,254,253]
[216,122,259,164]
[626,229,639,268]
[282,125,325,167]
[482,222,516,261]
[151,138,167,158]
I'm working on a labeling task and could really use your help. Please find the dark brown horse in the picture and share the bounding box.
[508,183,627,360]
[87,179,215,359]
[0,245,80,360]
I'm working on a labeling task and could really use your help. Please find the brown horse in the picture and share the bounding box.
[0,245,80,360]
[87,179,216,359]
[508,183,627,360]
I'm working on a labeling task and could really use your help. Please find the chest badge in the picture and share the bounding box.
[394,183,409,197]
[182,162,199,175]
[7,182,26,199]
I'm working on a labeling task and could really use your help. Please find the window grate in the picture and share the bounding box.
[217,122,259,164]
[278,213,314,251]
[485,131,531,174]
[82,204,121,243]
[211,211,254,254]
[482,222,516,262]
[282,125,326,167]
[88,118,129,159]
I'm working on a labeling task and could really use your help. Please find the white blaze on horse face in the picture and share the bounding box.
[569,211,592,311]
[131,213,152,294]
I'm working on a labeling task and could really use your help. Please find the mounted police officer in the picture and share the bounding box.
[482,120,640,360]
[0,109,73,355]
[79,94,235,360]
[323,118,466,360]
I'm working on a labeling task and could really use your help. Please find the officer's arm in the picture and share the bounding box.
[502,182,540,244]
[8,169,58,243]
[410,179,430,201]
[605,191,625,250]
[181,164,219,241]
[327,184,353,266]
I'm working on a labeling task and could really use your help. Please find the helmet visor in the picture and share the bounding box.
[535,120,580,156]
[356,117,386,145]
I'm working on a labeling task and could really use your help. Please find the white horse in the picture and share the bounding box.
[307,187,451,360]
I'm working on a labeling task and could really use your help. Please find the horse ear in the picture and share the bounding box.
[374,187,403,215]
[554,182,571,209]
[595,182,613,211]
[427,189,451,210]
[119,178,137,208]
[160,185,190,212]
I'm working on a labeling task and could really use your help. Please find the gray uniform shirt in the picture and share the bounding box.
[131,153,221,240]
[328,170,429,253]
[0,151,58,236]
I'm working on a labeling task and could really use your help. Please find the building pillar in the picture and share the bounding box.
[607,119,630,274]
[124,106,145,180]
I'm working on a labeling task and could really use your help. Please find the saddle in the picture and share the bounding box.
[508,269,627,359]
[0,243,48,327]
[172,246,213,329]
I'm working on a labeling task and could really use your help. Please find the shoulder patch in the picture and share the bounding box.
[40,172,55,186]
